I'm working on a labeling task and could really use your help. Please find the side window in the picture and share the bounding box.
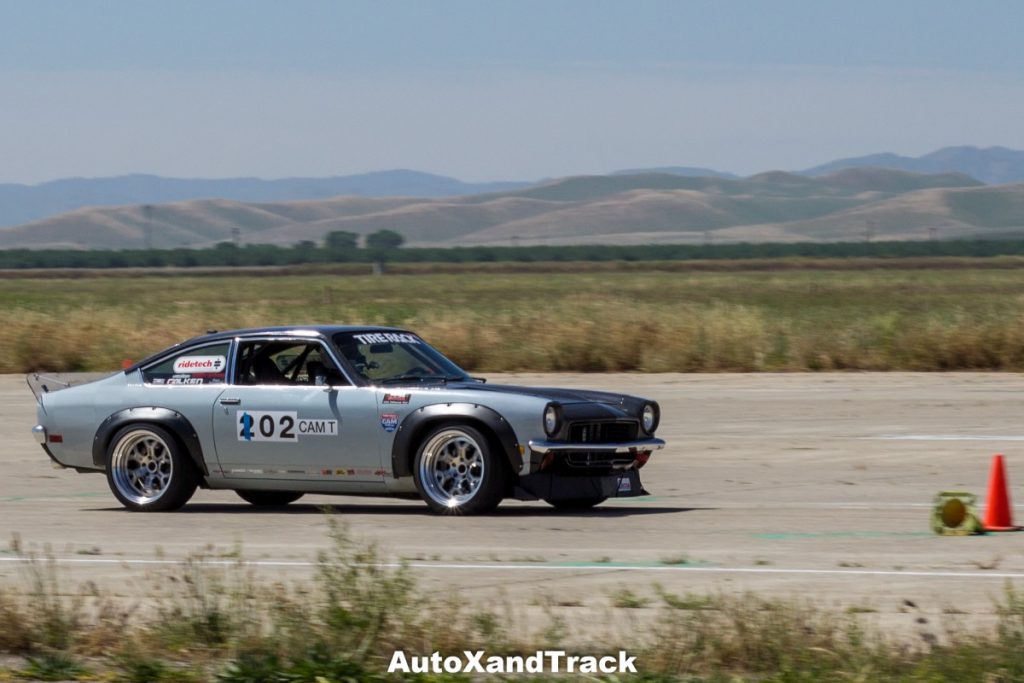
[142,342,230,386]
[234,340,348,387]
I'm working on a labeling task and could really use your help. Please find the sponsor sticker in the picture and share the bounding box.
[380,413,400,433]
[237,411,337,442]
[617,477,632,493]
[165,376,204,386]
[353,332,420,346]
[382,393,411,404]
[173,355,226,374]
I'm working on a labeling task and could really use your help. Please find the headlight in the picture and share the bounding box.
[543,403,562,437]
[641,402,659,434]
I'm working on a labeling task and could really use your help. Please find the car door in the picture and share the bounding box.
[211,337,383,483]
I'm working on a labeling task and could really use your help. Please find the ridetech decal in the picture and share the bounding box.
[173,355,226,374]
[236,411,338,442]
[382,393,411,404]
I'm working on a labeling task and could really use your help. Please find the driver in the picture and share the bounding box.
[337,342,374,378]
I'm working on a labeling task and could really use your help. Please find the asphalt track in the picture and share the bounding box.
[3,372,1024,634]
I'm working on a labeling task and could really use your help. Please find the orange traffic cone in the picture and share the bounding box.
[983,454,1019,532]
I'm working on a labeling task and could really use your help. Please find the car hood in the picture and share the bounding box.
[444,381,639,408]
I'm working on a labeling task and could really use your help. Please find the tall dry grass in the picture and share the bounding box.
[3,523,1024,681]
[4,268,1024,373]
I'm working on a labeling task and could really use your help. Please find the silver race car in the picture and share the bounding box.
[30,326,664,514]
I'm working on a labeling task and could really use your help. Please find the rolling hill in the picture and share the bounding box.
[0,170,530,230]
[3,168,1016,249]
[801,146,1024,185]
[5,146,1024,242]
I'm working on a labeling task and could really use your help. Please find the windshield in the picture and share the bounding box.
[332,331,470,384]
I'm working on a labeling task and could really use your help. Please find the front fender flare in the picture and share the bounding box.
[92,407,209,476]
[391,403,521,478]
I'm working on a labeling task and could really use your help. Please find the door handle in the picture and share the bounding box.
[219,397,241,405]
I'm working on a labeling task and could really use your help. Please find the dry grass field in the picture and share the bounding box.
[3,266,1024,373]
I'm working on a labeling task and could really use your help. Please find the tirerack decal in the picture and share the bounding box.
[353,332,420,345]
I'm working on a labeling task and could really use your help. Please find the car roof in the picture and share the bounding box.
[124,324,411,373]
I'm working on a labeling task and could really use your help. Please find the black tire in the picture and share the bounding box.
[105,424,198,512]
[547,496,608,510]
[412,424,506,515]
[236,490,304,506]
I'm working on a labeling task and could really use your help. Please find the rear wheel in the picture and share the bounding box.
[547,496,607,510]
[413,424,506,515]
[236,490,304,506]
[106,424,198,512]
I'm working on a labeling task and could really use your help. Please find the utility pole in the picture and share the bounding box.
[231,226,241,247]
[142,205,154,250]
[864,220,876,243]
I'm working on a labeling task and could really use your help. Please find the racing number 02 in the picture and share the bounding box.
[237,411,298,443]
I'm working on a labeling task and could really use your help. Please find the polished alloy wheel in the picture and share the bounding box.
[417,428,486,508]
[110,429,173,505]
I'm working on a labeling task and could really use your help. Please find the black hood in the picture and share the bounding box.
[446,382,626,404]
[445,382,647,421]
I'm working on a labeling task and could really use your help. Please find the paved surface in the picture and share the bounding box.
[4,372,1024,636]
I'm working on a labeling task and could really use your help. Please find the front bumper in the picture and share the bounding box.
[514,468,647,501]
[527,437,665,454]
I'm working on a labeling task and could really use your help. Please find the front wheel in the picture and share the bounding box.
[236,490,304,506]
[413,424,506,515]
[106,424,198,512]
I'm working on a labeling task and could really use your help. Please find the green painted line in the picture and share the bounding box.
[753,531,934,541]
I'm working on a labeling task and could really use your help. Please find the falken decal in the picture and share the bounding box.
[380,413,399,433]
[165,376,204,386]
[237,411,338,442]
[382,393,411,404]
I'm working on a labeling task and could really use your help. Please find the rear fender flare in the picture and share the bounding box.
[391,403,521,478]
[92,407,208,476]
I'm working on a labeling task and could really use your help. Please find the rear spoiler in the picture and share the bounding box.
[26,372,114,405]
[26,373,73,405]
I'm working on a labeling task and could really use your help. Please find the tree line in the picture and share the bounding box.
[5,230,1024,269]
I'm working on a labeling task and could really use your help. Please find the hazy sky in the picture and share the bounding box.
[2,1,1023,183]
